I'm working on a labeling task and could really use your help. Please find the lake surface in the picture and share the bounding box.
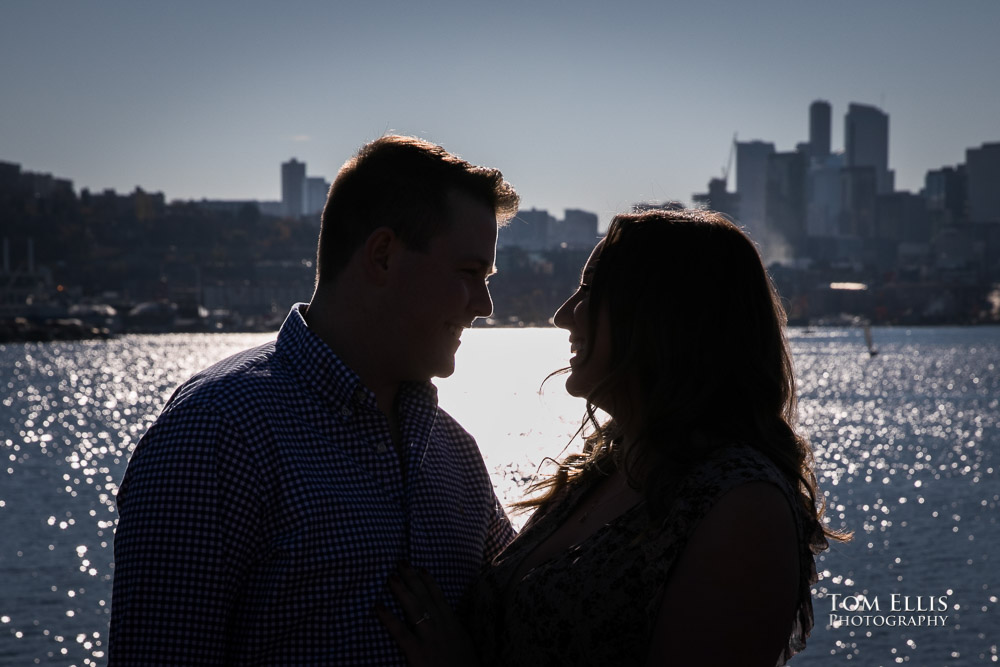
[1,326,998,665]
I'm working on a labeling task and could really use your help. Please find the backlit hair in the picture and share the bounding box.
[316,135,519,282]
[520,208,848,546]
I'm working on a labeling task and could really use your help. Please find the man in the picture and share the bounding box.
[110,136,520,664]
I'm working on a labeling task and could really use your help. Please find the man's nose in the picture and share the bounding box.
[471,281,494,319]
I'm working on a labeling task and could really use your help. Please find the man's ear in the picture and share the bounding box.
[362,227,398,286]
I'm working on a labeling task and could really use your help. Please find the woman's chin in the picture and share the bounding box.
[563,375,589,399]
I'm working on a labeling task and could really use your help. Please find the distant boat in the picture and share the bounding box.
[864,323,878,357]
[126,300,178,333]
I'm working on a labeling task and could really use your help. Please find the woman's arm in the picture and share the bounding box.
[646,482,800,667]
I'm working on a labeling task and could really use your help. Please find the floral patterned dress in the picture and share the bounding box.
[466,444,829,666]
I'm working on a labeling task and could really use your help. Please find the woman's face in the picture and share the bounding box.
[553,240,613,402]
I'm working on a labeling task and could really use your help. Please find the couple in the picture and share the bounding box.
[109,135,842,665]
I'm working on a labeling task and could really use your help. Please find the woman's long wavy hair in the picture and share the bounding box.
[517,208,848,543]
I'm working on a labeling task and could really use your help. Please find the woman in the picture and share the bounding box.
[380,208,847,666]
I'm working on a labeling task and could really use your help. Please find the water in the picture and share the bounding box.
[1,327,998,665]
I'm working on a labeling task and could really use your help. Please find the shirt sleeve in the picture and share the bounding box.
[109,405,262,665]
[482,495,516,565]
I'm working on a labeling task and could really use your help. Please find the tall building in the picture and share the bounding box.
[876,191,930,243]
[735,140,775,244]
[965,142,1000,223]
[498,208,599,251]
[924,165,967,226]
[809,100,832,160]
[498,208,554,251]
[0,161,20,189]
[839,166,878,237]
[306,176,330,217]
[281,158,306,218]
[845,103,893,194]
[806,152,844,237]
[558,209,600,250]
[764,151,807,257]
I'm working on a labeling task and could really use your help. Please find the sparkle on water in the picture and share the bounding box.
[1,327,998,665]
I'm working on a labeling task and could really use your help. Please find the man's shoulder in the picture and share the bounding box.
[430,405,475,443]
[428,406,494,470]
[163,340,289,416]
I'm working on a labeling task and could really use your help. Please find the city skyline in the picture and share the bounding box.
[3,1,999,228]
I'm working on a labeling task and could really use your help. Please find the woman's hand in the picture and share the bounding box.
[376,563,481,667]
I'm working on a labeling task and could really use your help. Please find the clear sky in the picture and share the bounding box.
[3,0,998,228]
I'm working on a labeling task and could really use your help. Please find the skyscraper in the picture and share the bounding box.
[809,100,831,160]
[498,208,554,251]
[765,151,807,256]
[281,158,306,218]
[924,165,967,226]
[306,176,330,217]
[806,152,843,237]
[735,140,775,243]
[965,142,1000,223]
[559,209,600,250]
[839,166,878,237]
[845,103,893,194]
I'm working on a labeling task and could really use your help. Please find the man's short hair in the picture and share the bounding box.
[316,135,519,283]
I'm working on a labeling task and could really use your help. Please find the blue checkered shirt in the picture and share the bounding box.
[110,305,515,665]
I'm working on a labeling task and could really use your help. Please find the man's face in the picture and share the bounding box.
[387,189,498,381]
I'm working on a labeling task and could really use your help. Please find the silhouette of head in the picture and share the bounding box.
[577,208,795,457]
[316,135,519,283]
[534,208,841,549]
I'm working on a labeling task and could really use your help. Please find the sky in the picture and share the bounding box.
[3,0,999,229]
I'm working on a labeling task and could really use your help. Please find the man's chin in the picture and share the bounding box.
[431,363,457,380]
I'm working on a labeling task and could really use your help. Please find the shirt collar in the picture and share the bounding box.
[275,303,439,418]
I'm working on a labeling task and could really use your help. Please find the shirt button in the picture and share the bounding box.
[340,406,351,417]
[376,442,387,453]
